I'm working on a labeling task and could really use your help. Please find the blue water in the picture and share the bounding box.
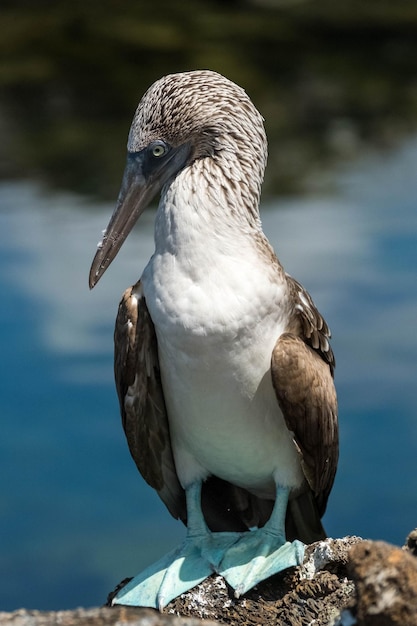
[0,137,416,611]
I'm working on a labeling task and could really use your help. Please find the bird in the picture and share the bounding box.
[89,69,338,610]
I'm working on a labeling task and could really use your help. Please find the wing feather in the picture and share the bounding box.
[114,281,186,521]
[272,276,338,521]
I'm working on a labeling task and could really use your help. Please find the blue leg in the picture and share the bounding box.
[112,482,241,609]
[219,485,304,597]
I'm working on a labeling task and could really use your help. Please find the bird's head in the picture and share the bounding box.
[89,70,267,289]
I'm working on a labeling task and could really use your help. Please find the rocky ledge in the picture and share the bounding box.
[2,531,417,626]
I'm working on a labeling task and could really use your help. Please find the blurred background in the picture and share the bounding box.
[1,0,416,612]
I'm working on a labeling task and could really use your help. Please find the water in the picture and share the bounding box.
[0,137,416,611]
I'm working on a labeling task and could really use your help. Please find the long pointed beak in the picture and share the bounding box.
[89,143,190,289]
[89,152,157,289]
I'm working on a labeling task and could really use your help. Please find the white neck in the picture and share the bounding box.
[154,158,264,267]
[142,157,287,344]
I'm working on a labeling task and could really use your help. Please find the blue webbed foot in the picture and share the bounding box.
[219,484,305,597]
[112,538,207,609]
[219,529,304,597]
[112,531,242,609]
[112,481,242,609]
[112,482,304,607]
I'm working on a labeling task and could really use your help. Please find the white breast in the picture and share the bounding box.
[141,173,304,496]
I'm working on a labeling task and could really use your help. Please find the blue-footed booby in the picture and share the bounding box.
[89,70,338,609]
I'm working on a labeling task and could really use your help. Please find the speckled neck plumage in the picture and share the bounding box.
[129,70,267,229]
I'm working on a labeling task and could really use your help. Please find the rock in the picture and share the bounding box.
[347,539,417,626]
[404,528,417,557]
[0,607,218,626]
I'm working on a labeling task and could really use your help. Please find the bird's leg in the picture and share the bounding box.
[219,485,305,597]
[112,481,241,610]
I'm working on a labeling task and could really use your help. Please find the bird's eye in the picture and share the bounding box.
[150,141,168,158]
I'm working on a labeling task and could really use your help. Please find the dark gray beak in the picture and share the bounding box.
[89,143,190,289]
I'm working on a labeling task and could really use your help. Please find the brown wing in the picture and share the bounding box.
[271,275,338,541]
[114,280,186,522]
